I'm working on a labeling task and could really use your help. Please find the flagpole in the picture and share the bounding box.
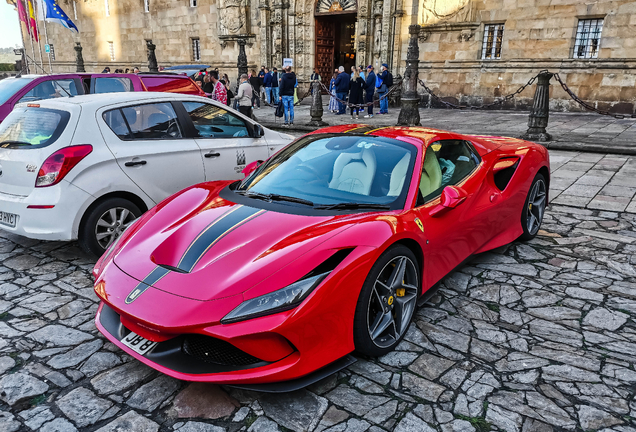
[32,0,46,72]
[17,11,30,73]
[24,0,38,73]
[37,0,53,72]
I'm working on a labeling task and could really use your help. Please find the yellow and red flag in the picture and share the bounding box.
[26,0,39,41]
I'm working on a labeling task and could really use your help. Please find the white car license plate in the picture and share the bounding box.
[0,211,17,228]
[121,331,157,355]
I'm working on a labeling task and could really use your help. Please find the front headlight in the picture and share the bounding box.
[221,273,328,324]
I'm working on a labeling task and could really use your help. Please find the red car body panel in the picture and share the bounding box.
[0,73,204,122]
[93,125,549,385]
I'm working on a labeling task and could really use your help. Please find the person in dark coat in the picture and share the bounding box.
[279,67,297,125]
[348,70,365,119]
[249,69,262,109]
[334,66,350,115]
[271,68,280,104]
[364,65,376,118]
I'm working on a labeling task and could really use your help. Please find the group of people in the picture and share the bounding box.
[101,67,141,74]
[238,66,298,125]
[325,63,393,119]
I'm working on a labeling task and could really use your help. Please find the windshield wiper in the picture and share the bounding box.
[0,140,32,147]
[314,202,391,210]
[235,190,314,206]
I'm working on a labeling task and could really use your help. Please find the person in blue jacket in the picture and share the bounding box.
[364,65,376,118]
[376,64,390,114]
[334,66,350,115]
[263,68,273,104]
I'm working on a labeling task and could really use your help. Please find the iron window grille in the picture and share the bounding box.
[573,18,603,59]
[481,24,504,60]
[192,38,201,61]
[108,41,115,61]
[144,0,149,12]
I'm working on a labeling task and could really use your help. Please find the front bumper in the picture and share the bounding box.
[0,181,92,241]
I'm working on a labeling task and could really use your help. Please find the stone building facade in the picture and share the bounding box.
[34,0,636,112]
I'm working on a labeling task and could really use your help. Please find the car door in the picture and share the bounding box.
[412,139,493,287]
[98,101,205,204]
[180,101,269,180]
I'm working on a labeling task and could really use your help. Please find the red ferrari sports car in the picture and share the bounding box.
[93,125,549,391]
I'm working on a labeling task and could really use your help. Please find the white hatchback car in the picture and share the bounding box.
[0,92,293,256]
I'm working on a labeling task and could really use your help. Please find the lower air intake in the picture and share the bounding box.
[182,334,262,366]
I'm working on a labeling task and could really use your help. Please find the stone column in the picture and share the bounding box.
[397,25,421,126]
[521,71,553,142]
[307,81,328,127]
[74,42,85,73]
[147,41,158,72]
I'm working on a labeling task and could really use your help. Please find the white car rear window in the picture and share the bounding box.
[0,107,70,149]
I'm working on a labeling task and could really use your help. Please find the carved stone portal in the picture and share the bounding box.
[219,0,247,35]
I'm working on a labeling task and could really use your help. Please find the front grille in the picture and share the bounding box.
[182,334,262,366]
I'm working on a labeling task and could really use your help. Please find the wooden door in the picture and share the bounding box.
[315,18,335,92]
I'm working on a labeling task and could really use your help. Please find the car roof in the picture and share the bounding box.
[25,92,210,110]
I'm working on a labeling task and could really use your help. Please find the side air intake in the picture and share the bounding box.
[493,157,520,191]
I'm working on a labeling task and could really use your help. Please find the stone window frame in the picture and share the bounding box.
[49,44,55,61]
[192,38,201,61]
[190,0,197,7]
[108,41,115,62]
[572,17,604,60]
[144,0,149,13]
[480,23,505,60]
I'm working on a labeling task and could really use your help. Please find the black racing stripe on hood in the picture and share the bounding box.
[176,205,266,273]
[125,266,170,304]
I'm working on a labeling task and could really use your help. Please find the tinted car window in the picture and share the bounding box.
[119,102,182,140]
[18,79,78,103]
[141,76,201,95]
[0,107,70,148]
[182,102,249,138]
[93,77,133,94]
[0,77,34,105]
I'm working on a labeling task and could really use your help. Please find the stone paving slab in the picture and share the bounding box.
[256,104,636,155]
[0,151,635,432]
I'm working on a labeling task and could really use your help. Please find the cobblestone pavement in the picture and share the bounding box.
[1,151,636,432]
[257,104,636,154]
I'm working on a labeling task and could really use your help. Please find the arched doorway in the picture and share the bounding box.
[315,0,357,82]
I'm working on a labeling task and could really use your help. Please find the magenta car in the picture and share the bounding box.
[0,73,205,122]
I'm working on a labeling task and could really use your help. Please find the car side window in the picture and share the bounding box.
[182,101,250,138]
[19,79,78,103]
[417,140,479,205]
[103,102,182,140]
[93,77,133,94]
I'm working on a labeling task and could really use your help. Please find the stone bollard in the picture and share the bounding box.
[74,42,85,73]
[237,39,248,78]
[307,81,328,127]
[147,41,158,72]
[397,24,421,126]
[521,71,554,142]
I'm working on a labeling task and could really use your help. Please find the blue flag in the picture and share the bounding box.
[38,0,79,33]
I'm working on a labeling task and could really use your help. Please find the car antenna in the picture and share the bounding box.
[22,53,74,98]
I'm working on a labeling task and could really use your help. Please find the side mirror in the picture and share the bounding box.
[430,186,467,217]
[242,160,263,177]
[253,124,265,137]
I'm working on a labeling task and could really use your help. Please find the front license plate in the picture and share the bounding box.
[0,211,17,228]
[121,331,157,355]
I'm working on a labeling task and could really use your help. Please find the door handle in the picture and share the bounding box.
[205,152,221,158]
[124,160,147,167]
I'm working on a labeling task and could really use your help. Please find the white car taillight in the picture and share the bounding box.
[36,145,93,187]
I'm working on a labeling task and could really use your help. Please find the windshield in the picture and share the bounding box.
[0,77,35,105]
[236,134,417,209]
[0,107,70,149]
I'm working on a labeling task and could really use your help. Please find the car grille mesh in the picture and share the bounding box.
[182,334,262,366]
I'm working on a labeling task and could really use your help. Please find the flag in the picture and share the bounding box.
[26,0,39,41]
[37,0,78,32]
[16,0,31,38]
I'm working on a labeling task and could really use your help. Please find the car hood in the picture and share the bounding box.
[113,183,363,301]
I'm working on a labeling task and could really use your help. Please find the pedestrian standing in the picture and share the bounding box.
[102,67,111,73]
[222,74,233,106]
[236,73,253,118]
[202,74,213,97]
[133,67,140,74]
[249,69,262,109]
[376,63,391,114]
[279,66,296,126]
[358,65,365,81]
[328,72,339,113]
[311,68,321,82]
[364,65,376,118]
[334,66,350,115]
[271,67,280,105]
[258,66,266,102]
[210,70,228,105]
[348,69,365,119]
[263,68,273,104]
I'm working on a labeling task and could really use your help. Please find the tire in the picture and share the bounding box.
[79,197,141,258]
[519,172,547,241]
[353,245,420,357]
